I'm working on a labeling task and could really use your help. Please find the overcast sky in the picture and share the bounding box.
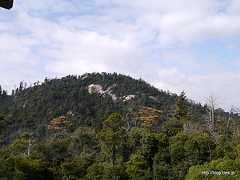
[0,0,240,109]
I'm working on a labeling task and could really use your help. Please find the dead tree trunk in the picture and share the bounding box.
[206,96,217,139]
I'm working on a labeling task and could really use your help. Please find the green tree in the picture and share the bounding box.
[98,113,124,167]
[127,129,168,179]
[13,157,53,180]
[61,152,94,179]
[185,133,215,165]
[186,159,240,180]
[161,118,183,137]
[127,151,151,180]
[175,91,190,125]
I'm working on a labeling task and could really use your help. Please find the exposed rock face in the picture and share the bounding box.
[88,84,105,95]
[109,94,117,101]
[122,95,135,102]
[88,84,139,102]
[88,84,117,101]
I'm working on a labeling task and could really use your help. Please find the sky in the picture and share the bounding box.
[0,0,240,109]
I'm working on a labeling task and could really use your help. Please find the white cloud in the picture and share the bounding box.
[0,0,240,109]
[45,30,144,74]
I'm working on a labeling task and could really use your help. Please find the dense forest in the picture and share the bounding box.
[1,72,240,179]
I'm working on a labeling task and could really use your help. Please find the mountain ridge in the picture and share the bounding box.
[0,72,226,144]
[1,72,240,180]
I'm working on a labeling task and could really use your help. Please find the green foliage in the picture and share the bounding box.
[98,113,124,166]
[6,132,32,156]
[161,117,183,136]
[0,154,53,180]
[213,136,237,160]
[127,129,169,179]
[176,91,190,123]
[184,133,215,165]
[127,151,152,180]
[103,113,123,131]
[153,152,170,180]
[14,157,53,180]
[34,138,71,164]
[68,127,98,155]
[0,73,239,179]
[168,132,215,179]
[0,73,179,141]
[86,163,105,179]
[61,152,94,179]
[186,159,240,180]
[170,133,188,163]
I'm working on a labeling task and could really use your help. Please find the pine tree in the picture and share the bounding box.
[175,92,188,121]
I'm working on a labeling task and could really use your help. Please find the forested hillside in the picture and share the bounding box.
[1,72,240,179]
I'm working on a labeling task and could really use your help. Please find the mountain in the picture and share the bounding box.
[0,72,207,143]
[1,72,240,180]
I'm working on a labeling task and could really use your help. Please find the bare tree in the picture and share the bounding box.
[27,138,32,157]
[205,95,217,137]
[226,106,240,136]
[122,112,135,132]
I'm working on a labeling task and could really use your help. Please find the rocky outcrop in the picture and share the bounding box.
[88,84,117,101]
[122,95,135,102]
